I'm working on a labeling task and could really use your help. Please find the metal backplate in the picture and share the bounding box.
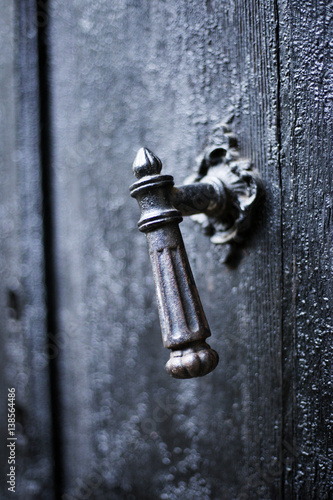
[187,125,263,246]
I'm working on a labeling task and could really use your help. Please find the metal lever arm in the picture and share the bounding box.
[130,148,219,379]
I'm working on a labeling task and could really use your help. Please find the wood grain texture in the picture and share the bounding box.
[1,0,331,497]
[0,1,54,498]
[278,1,333,497]
[49,1,283,498]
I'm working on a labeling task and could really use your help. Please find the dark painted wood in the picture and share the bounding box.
[278,1,333,498]
[0,1,54,498]
[49,1,283,498]
[0,0,331,498]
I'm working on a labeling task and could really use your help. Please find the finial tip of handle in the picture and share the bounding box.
[133,147,162,179]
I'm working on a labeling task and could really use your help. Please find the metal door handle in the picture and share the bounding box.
[130,144,261,379]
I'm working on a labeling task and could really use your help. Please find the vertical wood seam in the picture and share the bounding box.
[273,1,286,498]
[36,0,64,496]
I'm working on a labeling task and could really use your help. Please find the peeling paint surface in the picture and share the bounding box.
[0,0,332,498]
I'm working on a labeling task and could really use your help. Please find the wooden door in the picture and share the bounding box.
[1,1,332,498]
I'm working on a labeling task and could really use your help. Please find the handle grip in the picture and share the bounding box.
[130,148,219,378]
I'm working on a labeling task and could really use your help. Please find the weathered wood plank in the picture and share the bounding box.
[278,1,333,497]
[49,1,283,498]
[1,0,331,497]
[0,1,54,498]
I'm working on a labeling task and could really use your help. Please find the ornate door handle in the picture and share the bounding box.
[130,144,261,379]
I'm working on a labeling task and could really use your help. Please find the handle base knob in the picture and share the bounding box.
[166,341,219,379]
